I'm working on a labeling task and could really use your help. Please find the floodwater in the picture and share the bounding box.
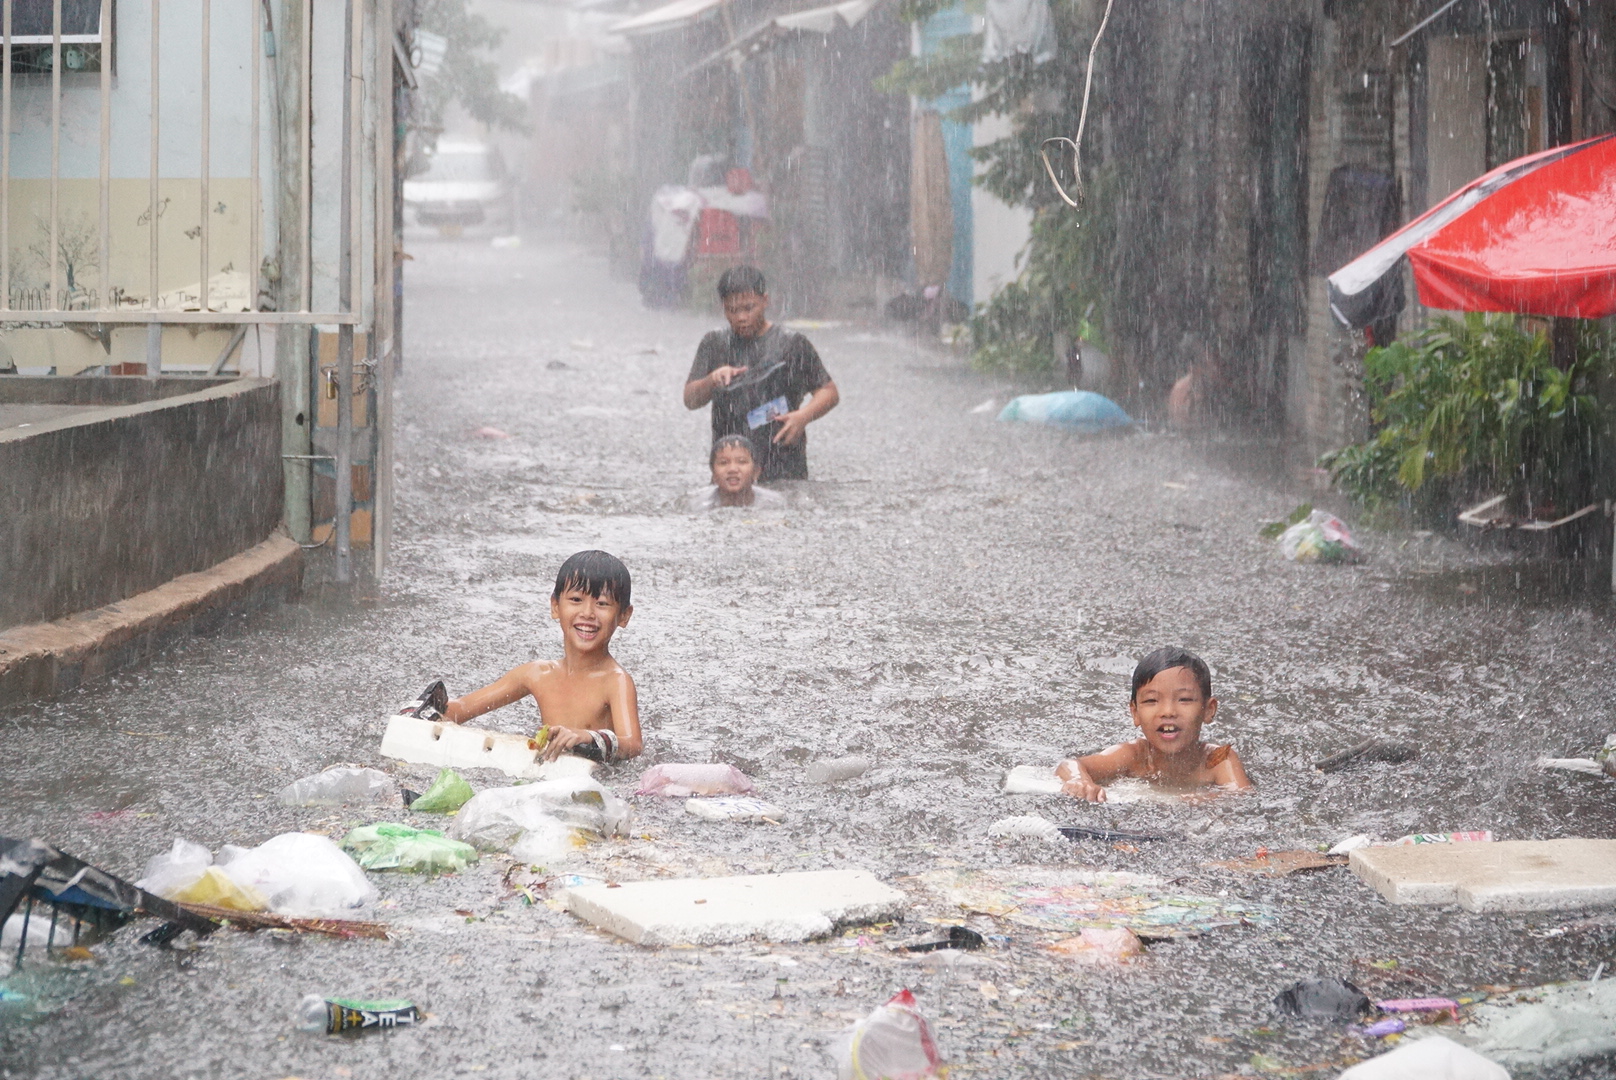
[3,234,1616,1079]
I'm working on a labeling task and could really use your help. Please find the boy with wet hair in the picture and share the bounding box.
[444,550,642,762]
[690,433,787,511]
[1057,647,1252,802]
[682,265,840,482]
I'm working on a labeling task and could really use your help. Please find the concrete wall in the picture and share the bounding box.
[0,377,282,629]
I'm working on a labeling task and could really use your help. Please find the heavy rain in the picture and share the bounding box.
[2,1,1615,1079]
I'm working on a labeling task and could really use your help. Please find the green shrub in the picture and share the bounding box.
[1323,313,1605,518]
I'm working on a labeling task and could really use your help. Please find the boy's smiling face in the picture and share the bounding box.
[1129,665,1218,756]
[712,444,760,495]
[550,586,632,655]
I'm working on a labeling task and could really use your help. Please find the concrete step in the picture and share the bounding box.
[561,868,907,945]
[1349,838,1616,912]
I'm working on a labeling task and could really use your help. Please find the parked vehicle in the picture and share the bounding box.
[403,141,515,235]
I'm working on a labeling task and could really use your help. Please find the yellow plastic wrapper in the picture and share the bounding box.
[171,866,269,912]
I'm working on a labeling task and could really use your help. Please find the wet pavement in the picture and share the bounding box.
[3,233,1615,1079]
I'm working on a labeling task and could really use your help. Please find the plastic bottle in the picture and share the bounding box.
[295,993,421,1034]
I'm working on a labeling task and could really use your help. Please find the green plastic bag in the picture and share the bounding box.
[341,823,477,874]
[409,768,474,814]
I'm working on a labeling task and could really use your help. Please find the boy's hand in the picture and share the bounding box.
[539,726,593,762]
[444,698,469,725]
[709,365,747,389]
[1061,777,1108,802]
[772,408,808,445]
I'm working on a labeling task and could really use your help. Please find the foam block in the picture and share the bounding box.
[561,868,906,945]
[1350,838,1616,912]
[379,714,595,781]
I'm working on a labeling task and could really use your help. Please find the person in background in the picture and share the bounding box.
[690,434,786,512]
[682,265,839,482]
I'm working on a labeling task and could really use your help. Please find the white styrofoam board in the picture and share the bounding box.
[1350,838,1616,912]
[379,714,596,781]
[561,868,906,946]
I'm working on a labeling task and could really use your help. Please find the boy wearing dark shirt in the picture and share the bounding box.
[682,266,839,482]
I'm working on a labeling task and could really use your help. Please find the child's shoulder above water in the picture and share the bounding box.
[1056,647,1252,803]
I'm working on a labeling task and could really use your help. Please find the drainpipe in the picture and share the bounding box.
[335,0,358,583]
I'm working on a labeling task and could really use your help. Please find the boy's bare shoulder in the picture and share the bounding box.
[510,659,562,685]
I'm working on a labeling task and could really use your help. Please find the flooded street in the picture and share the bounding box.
[4,234,1616,1079]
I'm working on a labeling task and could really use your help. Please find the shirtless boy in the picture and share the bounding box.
[1057,647,1251,802]
[444,550,642,762]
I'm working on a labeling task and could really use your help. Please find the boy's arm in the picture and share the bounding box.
[443,666,534,725]
[1056,743,1136,803]
[1210,747,1254,791]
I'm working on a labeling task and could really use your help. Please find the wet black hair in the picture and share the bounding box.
[710,433,757,466]
[1130,647,1212,702]
[552,549,632,608]
[717,265,767,299]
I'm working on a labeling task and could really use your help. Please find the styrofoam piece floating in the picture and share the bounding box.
[561,868,906,946]
[1337,1035,1508,1080]
[1003,765,1063,795]
[1349,838,1616,912]
[379,714,596,780]
[684,796,785,823]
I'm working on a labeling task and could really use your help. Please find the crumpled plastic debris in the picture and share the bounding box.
[171,866,270,911]
[684,796,785,823]
[987,815,1062,841]
[448,777,631,853]
[635,763,753,797]
[135,838,214,898]
[1272,977,1373,1020]
[1279,509,1359,563]
[1338,1034,1508,1080]
[278,766,398,807]
[341,823,478,874]
[1429,977,1616,1069]
[1048,926,1144,964]
[408,768,475,814]
[833,989,946,1080]
[216,833,377,918]
[805,756,870,784]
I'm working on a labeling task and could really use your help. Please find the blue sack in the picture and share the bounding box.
[997,391,1133,433]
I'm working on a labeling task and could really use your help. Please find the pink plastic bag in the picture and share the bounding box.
[834,989,945,1080]
[1047,926,1145,964]
[635,763,754,797]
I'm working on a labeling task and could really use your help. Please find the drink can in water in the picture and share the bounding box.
[295,993,420,1034]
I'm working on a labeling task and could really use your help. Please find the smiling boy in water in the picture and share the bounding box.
[1057,647,1252,802]
[443,550,642,762]
[690,434,787,512]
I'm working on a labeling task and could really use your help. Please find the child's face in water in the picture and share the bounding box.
[1129,665,1218,756]
[712,445,760,495]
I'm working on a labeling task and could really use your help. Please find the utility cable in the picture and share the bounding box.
[1039,0,1115,211]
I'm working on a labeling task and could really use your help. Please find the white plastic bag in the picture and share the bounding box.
[1279,510,1359,563]
[508,817,592,864]
[1336,1035,1508,1080]
[834,989,946,1080]
[134,838,213,898]
[278,766,397,807]
[987,815,1061,841]
[448,778,631,851]
[684,796,785,823]
[217,833,376,918]
[635,763,754,797]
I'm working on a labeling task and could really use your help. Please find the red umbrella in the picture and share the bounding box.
[1328,133,1616,328]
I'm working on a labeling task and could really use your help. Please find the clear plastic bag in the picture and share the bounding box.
[1279,510,1359,563]
[635,763,754,797]
[341,823,477,874]
[135,838,214,898]
[278,766,398,807]
[171,866,269,911]
[409,768,475,814]
[217,833,377,918]
[447,777,630,851]
[834,989,946,1080]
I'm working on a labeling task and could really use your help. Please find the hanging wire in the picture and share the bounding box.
[1039,0,1116,210]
